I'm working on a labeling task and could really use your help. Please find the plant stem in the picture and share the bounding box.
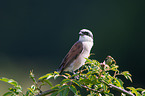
[35,89,58,96]
[102,81,135,96]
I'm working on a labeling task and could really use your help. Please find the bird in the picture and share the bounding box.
[58,29,93,74]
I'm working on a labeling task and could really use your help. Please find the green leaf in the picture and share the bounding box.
[31,85,36,90]
[121,71,132,82]
[113,78,124,89]
[136,88,145,91]
[51,84,60,90]
[64,73,71,78]
[3,92,13,96]
[60,79,71,85]
[43,79,53,87]
[25,90,30,96]
[69,85,77,95]
[72,80,82,87]
[0,77,19,87]
[39,73,54,80]
[127,87,141,96]
[85,58,93,63]
[79,78,91,85]
[8,80,18,87]
[0,77,9,82]
[54,71,59,75]
[63,88,69,96]
[50,91,58,96]
[110,64,119,71]
[54,75,59,80]
[142,90,145,95]
[59,85,69,92]
[58,85,69,96]
[16,89,22,93]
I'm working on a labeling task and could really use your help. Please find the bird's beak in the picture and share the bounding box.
[79,32,83,35]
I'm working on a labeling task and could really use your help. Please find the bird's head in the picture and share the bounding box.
[79,29,93,42]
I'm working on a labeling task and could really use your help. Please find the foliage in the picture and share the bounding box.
[0,56,145,96]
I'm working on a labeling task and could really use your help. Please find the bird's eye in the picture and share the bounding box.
[83,32,89,35]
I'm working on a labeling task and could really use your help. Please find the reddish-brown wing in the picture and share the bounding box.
[58,41,83,73]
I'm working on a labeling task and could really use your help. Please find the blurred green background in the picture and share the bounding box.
[0,0,145,95]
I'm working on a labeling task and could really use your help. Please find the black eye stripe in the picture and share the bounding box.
[83,32,89,35]
[82,31,93,39]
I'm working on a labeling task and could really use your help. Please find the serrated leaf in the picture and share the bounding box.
[60,79,71,85]
[8,80,18,87]
[16,89,22,93]
[142,90,145,95]
[72,80,81,87]
[54,71,59,75]
[121,71,132,82]
[54,75,59,80]
[0,77,9,82]
[0,77,19,87]
[127,75,132,82]
[3,92,13,96]
[58,85,69,96]
[51,84,60,90]
[110,64,119,71]
[85,58,93,63]
[64,73,71,78]
[127,87,140,96]
[39,73,54,80]
[116,78,124,88]
[69,85,77,95]
[59,85,69,91]
[44,79,53,87]
[27,88,35,95]
[136,88,145,91]
[63,88,69,96]
[50,91,58,96]
[25,91,30,96]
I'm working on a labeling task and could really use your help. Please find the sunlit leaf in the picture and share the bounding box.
[121,71,132,82]
[54,75,59,80]
[3,92,13,96]
[59,85,69,91]
[72,80,82,87]
[127,87,140,96]
[43,79,53,87]
[25,90,30,96]
[63,88,69,96]
[136,88,145,91]
[38,73,54,80]
[60,79,71,85]
[50,91,58,96]
[70,85,77,95]
[142,90,145,95]
[65,73,71,78]
[51,84,60,90]
[0,77,19,87]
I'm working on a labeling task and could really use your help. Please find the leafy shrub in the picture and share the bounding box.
[1,56,145,96]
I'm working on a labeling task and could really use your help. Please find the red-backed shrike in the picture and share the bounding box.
[58,29,93,73]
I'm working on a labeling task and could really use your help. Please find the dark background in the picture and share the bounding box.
[0,0,145,95]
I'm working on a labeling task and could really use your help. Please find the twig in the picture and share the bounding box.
[81,85,103,93]
[35,89,58,96]
[102,81,135,96]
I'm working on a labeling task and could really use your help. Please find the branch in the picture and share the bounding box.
[102,81,135,96]
[81,85,102,93]
[35,89,58,96]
